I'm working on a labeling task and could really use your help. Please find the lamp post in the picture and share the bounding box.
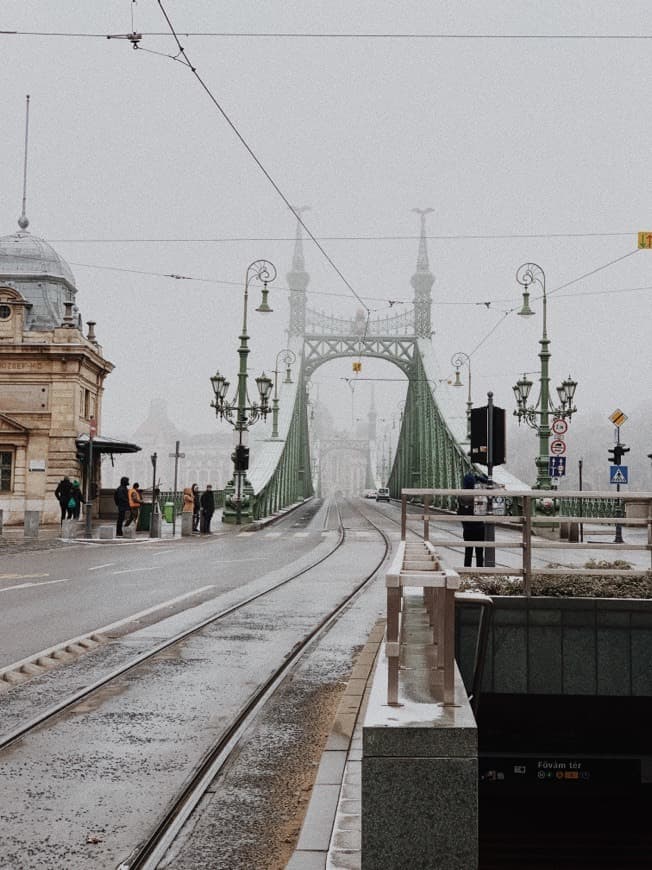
[451,351,472,443]
[512,263,578,489]
[270,348,296,439]
[210,259,276,524]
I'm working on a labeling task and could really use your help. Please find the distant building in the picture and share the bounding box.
[0,222,115,524]
[102,399,234,493]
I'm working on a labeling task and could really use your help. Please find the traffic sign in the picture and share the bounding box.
[638,231,652,249]
[550,439,567,456]
[169,451,186,459]
[551,418,568,436]
[609,408,628,428]
[609,465,629,485]
[549,456,566,478]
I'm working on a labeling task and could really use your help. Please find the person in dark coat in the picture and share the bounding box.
[200,484,216,534]
[457,471,487,568]
[55,476,73,523]
[191,483,201,533]
[114,476,130,537]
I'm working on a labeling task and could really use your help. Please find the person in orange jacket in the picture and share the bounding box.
[125,482,143,529]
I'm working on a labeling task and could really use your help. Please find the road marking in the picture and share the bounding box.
[112,566,157,575]
[215,557,269,563]
[146,549,176,556]
[294,532,309,537]
[0,578,68,593]
[0,572,49,582]
[88,563,115,571]
[264,532,282,537]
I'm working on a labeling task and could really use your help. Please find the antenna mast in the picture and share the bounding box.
[18,94,30,231]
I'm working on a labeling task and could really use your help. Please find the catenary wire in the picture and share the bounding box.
[48,231,638,242]
[5,30,652,40]
[152,0,370,315]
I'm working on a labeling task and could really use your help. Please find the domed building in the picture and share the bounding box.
[0,218,116,526]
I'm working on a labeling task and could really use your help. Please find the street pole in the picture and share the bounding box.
[614,429,624,544]
[85,416,96,538]
[170,440,183,537]
[485,391,495,567]
[578,458,584,543]
[150,451,161,538]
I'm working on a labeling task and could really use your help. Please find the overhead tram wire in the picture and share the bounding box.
[152,0,370,315]
[48,230,637,242]
[5,30,652,40]
[467,247,642,360]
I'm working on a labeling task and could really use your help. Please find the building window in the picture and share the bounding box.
[0,451,12,491]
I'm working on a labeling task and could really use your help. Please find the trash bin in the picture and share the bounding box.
[163,502,175,524]
[138,503,152,532]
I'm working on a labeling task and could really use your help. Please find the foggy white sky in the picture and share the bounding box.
[1,1,650,465]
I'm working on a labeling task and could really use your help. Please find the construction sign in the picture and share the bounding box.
[638,232,652,249]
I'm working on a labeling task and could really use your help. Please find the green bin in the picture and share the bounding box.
[163,502,175,524]
[138,503,152,532]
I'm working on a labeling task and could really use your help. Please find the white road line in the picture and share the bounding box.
[264,532,282,537]
[0,578,68,593]
[0,572,49,582]
[146,549,176,556]
[88,563,115,571]
[215,558,269,563]
[112,566,157,575]
[294,532,309,537]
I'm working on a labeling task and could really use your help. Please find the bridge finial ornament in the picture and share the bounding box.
[412,207,434,272]
[291,205,311,271]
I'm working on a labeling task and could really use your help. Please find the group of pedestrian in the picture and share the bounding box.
[182,483,215,534]
[113,476,142,537]
[54,476,83,522]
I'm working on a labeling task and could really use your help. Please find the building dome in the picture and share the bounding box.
[0,228,79,330]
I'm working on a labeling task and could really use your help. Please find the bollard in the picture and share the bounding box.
[61,518,76,539]
[181,512,193,537]
[24,510,40,539]
[150,510,162,538]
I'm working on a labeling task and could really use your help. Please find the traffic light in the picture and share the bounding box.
[232,444,250,471]
[76,447,87,465]
[608,444,630,465]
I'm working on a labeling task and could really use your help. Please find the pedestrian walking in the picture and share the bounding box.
[114,476,130,537]
[200,484,215,534]
[125,482,143,529]
[191,483,200,533]
[54,476,73,523]
[457,471,488,568]
[70,480,83,520]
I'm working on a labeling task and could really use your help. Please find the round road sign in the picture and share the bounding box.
[550,439,566,456]
[551,418,568,436]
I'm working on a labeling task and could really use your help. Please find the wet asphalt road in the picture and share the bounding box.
[0,497,394,869]
[0,499,329,667]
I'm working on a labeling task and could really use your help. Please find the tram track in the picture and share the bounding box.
[0,495,392,870]
[117,496,391,869]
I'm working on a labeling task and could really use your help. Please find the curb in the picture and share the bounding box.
[287,619,386,869]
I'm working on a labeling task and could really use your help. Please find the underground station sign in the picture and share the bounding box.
[479,756,641,793]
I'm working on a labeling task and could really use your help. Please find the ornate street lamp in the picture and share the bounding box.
[512,263,578,489]
[210,259,277,524]
[269,348,297,439]
[451,351,473,443]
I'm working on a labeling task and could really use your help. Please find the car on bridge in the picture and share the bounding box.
[363,489,377,499]
[376,487,390,502]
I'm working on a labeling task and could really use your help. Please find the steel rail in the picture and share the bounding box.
[116,495,391,869]
[0,498,351,752]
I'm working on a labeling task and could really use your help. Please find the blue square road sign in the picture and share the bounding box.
[609,465,628,485]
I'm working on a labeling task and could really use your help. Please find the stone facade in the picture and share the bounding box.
[0,233,113,525]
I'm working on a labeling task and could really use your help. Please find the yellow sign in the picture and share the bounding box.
[638,232,652,249]
[609,408,628,427]
[352,361,362,373]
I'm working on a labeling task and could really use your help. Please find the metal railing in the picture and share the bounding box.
[399,489,652,596]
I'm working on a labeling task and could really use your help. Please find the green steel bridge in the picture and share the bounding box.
[230,210,488,523]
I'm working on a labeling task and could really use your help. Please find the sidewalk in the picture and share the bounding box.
[288,620,386,870]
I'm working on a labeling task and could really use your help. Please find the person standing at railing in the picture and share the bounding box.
[457,471,488,567]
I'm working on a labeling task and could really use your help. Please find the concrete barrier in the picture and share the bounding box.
[362,591,478,869]
[181,512,193,537]
[98,525,114,540]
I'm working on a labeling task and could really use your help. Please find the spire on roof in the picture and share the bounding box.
[291,205,310,271]
[412,207,434,272]
[18,95,31,232]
